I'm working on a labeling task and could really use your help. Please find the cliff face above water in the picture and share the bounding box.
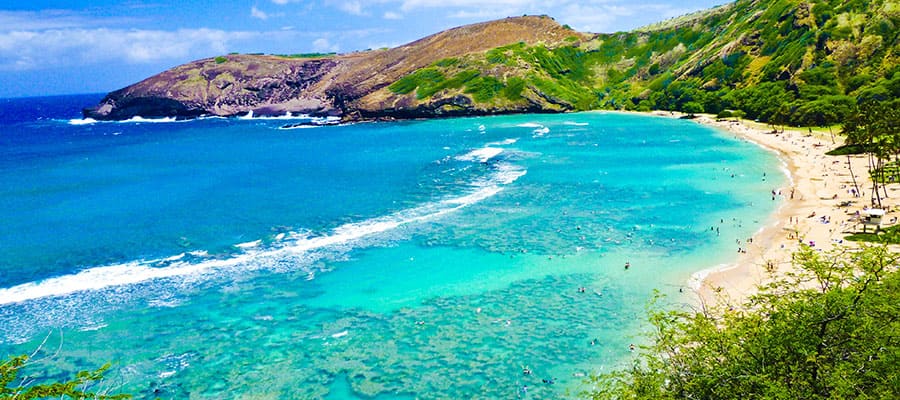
[84,16,582,121]
[86,0,900,124]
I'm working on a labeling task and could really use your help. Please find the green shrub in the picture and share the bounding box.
[503,77,526,101]
[433,58,460,67]
[214,56,227,64]
[1,354,130,399]
[464,76,505,102]
[590,246,900,399]
[388,68,446,97]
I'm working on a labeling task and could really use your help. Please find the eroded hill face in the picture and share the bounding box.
[85,0,900,124]
[362,0,899,126]
[84,16,583,120]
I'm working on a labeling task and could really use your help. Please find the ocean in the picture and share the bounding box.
[0,94,785,398]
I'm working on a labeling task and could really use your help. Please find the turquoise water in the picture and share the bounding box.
[0,97,785,398]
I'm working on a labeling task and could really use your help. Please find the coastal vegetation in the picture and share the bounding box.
[386,0,899,126]
[1,354,129,399]
[86,0,899,123]
[840,100,900,209]
[275,52,337,59]
[589,246,900,399]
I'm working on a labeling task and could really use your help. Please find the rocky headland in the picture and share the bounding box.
[84,16,582,121]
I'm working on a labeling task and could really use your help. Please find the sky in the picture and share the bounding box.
[0,1,726,98]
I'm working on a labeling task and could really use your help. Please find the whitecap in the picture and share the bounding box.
[78,323,108,332]
[122,116,178,123]
[485,138,519,146]
[68,118,98,125]
[158,371,176,379]
[278,125,321,130]
[243,111,340,122]
[235,240,261,249]
[456,147,503,163]
[563,121,588,126]
[516,123,543,128]
[0,162,527,306]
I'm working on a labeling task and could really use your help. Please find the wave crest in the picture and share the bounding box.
[0,161,526,306]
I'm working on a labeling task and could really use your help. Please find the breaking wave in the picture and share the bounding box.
[0,146,525,306]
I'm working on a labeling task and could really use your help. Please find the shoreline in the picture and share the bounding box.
[654,111,883,307]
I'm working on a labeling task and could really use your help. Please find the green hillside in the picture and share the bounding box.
[387,0,900,125]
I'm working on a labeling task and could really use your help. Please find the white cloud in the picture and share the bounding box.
[252,6,270,20]
[447,8,520,19]
[557,3,686,32]
[383,11,403,19]
[399,0,538,12]
[384,0,708,32]
[338,1,367,15]
[312,37,340,53]
[0,9,138,30]
[0,28,259,71]
[251,6,269,20]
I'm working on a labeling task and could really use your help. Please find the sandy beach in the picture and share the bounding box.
[663,112,891,307]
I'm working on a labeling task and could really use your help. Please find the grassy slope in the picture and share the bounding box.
[382,0,900,124]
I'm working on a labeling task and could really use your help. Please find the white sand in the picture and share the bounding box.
[665,112,891,307]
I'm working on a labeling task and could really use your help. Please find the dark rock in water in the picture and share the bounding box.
[280,116,342,129]
[83,95,205,120]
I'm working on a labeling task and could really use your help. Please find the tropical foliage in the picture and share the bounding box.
[1,355,129,399]
[589,246,900,399]
[841,99,900,208]
[389,0,900,125]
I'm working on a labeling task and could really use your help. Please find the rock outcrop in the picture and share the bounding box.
[84,16,581,121]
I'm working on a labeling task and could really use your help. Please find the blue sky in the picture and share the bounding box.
[0,1,726,98]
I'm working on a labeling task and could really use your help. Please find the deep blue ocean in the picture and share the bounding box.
[0,94,785,398]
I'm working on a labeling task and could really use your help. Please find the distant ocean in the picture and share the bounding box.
[0,94,784,399]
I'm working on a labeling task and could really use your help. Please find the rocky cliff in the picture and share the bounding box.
[84,16,583,121]
[85,0,900,125]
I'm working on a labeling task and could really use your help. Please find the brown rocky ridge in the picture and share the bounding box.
[83,15,584,121]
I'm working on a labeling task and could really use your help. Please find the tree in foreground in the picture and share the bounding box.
[1,354,130,399]
[588,246,900,399]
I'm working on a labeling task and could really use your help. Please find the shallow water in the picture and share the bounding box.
[0,97,785,398]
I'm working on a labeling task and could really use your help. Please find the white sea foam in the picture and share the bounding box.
[563,121,588,126]
[124,116,178,123]
[279,125,321,130]
[688,263,734,292]
[239,110,297,120]
[0,163,526,306]
[68,116,182,125]
[456,147,503,163]
[78,323,108,332]
[235,240,261,249]
[533,127,550,135]
[68,117,98,125]
[485,138,519,146]
[516,123,543,128]
[240,110,340,124]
